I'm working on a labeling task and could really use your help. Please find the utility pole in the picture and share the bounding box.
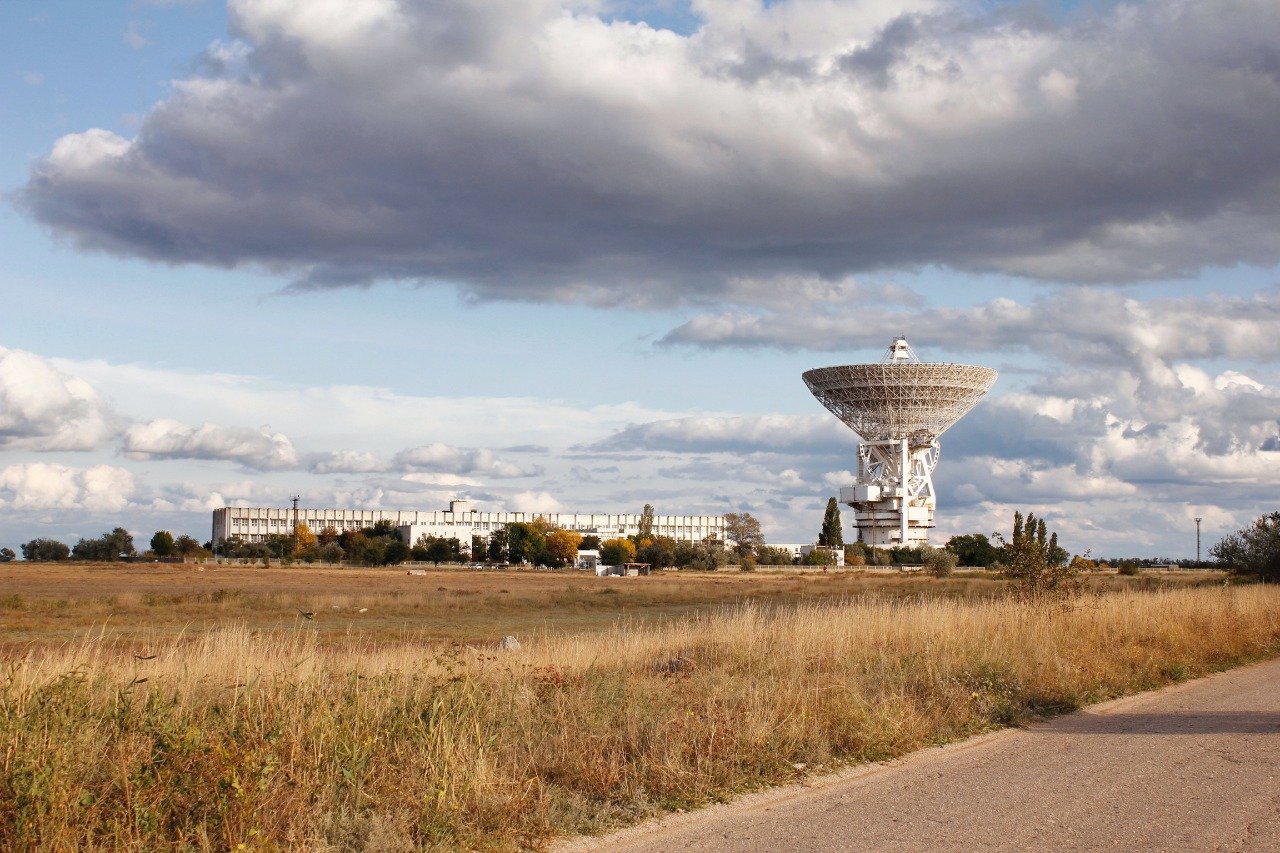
[291,495,301,556]
[1195,517,1202,564]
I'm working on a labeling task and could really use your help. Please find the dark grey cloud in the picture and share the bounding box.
[838,14,922,89]
[18,0,1280,301]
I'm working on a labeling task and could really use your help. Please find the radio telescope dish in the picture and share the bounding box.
[802,363,997,443]
[802,337,997,547]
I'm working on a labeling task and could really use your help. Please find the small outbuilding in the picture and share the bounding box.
[594,562,652,577]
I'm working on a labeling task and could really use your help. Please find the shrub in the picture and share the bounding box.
[20,539,71,562]
[922,546,958,578]
[1212,511,1280,581]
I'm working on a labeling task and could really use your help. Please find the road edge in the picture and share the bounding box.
[553,655,1280,852]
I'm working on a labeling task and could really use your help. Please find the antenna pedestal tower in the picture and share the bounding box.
[839,437,939,546]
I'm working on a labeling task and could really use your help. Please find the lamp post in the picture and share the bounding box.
[1195,517,1202,564]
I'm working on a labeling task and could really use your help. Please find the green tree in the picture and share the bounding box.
[804,547,836,566]
[579,534,601,551]
[487,527,509,562]
[413,535,461,564]
[1002,511,1077,596]
[341,531,383,565]
[505,522,546,564]
[21,538,70,561]
[383,538,411,565]
[687,538,727,570]
[71,537,109,561]
[150,530,175,557]
[638,535,679,569]
[369,519,400,537]
[72,528,136,561]
[638,504,655,540]
[945,533,1000,567]
[818,498,843,547]
[724,512,764,560]
[107,527,136,560]
[0,547,15,562]
[173,535,204,557]
[758,546,796,566]
[672,539,699,568]
[1212,511,1280,581]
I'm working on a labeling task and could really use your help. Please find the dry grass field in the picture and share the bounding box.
[0,562,1268,851]
[0,561,1218,650]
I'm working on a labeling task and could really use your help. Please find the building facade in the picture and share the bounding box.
[212,500,726,547]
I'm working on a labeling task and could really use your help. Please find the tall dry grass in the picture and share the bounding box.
[3,585,1278,850]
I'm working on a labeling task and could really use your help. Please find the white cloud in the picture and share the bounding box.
[58,356,677,454]
[122,418,300,470]
[392,443,541,478]
[0,463,136,513]
[587,413,852,453]
[0,347,116,451]
[306,450,389,474]
[661,288,1280,369]
[507,490,563,515]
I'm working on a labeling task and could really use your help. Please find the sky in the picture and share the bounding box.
[1,0,1278,559]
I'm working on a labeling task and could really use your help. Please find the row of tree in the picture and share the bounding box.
[10,529,210,563]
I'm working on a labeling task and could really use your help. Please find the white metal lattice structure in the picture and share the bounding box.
[802,337,997,547]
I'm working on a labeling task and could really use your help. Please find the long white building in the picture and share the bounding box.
[212,500,726,547]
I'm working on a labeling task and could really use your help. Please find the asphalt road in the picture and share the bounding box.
[565,657,1280,852]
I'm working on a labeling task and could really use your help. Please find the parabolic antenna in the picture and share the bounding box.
[803,337,997,547]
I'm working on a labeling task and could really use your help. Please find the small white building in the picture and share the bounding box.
[576,549,601,570]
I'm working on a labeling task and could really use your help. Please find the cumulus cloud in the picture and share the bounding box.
[585,413,852,454]
[0,463,137,512]
[0,348,116,451]
[122,418,300,469]
[507,490,563,514]
[306,449,389,474]
[392,442,543,478]
[20,0,1280,299]
[661,287,1280,365]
